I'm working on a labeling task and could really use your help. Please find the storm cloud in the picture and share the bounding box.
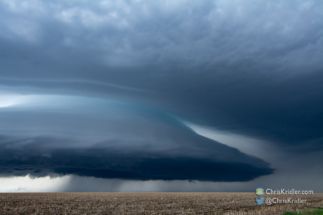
[0,0,322,190]
[0,96,273,181]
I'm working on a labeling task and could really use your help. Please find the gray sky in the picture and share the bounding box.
[0,0,322,192]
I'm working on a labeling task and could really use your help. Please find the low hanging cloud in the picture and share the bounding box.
[0,96,273,181]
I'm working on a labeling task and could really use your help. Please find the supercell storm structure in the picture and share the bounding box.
[0,0,322,191]
[0,95,273,181]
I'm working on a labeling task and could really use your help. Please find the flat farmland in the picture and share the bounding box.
[0,192,322,215]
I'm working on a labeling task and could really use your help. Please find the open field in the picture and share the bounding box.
[0,192,322,215]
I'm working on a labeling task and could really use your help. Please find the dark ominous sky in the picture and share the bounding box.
[0,0,322,192]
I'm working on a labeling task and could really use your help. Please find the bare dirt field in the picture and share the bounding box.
[0,192,322,215]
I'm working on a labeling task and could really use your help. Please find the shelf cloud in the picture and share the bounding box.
[0,96,273,181]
